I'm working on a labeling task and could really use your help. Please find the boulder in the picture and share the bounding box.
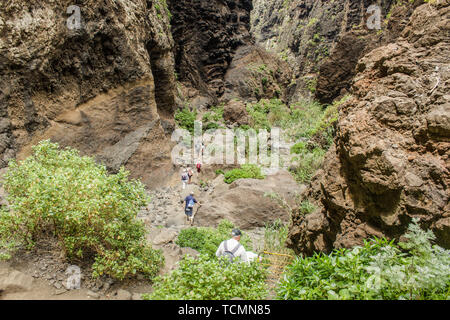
[196,170,303,229]
[288,2,450,254]
[0,270,34,292]
[115,289,132,300]
[223,100,250,126]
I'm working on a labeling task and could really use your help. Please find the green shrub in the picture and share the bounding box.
[176,220,252,258]
[203,122,221,132]
[299,200,316,215]
[0,140,164,280]
[175,107,197,134]
[142,253,268,300]
[246,98,290,131]
[264,219,292,254]
[223,164,265,184]
[289,147,326,184]
[290,141,307,154]
[215,169,225,176]
[276,219,450,300]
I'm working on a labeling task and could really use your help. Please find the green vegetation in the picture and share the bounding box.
[307,17,318,28]
[263,219,293,254]
[246,98,291,131]
[142,253,267,300]
[223,164,265,184]
[202,105,224,123]
[155,0,172,20]
[304,77,317,94]
[215,169,225,176]
[175,107,197,134]
[290,147,326,183]
[176,220,252,258]
[202,105,225,132]
[0,140,163,280]
[299,200,316,215]
[277,219,450,300]
[145,220,267,300]
[287,96,348,184]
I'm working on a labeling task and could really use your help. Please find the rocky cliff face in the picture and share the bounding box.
[288,1,450,254]
[168,0,253,105]
[251,0,394,102]
[0,0,177,187]
[315,0,423,104]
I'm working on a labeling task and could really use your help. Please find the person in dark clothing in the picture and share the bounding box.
[183,192,201,223]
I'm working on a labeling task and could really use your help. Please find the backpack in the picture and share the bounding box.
[187,198,195,208]
[182,173,188,181]
[222,240,242,264]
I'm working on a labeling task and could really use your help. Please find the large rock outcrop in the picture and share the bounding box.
[288,2,450,255]
[221,45,292,103]
[196,170,304,229]
[251,0,394,102]
[0,0,178,188]
[315,0,423,104]
[168,0,253,103]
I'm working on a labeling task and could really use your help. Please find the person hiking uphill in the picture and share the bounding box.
[181,169,189,190]
[216,229,247,263]
[183,192,201,224]
[187,167,194,184]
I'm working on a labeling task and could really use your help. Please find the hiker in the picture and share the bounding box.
[216,229,247,263]
[196,159,202,173]
[187,167,194,184]
[195,142,202,158]
[183,192,200,223]
[181,169,189,190]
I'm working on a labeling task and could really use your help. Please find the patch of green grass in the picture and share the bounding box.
[223,164,265,184]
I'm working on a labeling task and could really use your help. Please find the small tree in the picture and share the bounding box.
[0,140,164,280]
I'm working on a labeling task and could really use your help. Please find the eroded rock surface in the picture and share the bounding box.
[0,0,177,188]
[288,2,450,254]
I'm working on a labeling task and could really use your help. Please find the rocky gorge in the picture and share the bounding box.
[0,0,449,299]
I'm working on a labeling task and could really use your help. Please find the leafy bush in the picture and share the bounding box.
[203,122,221,132]
[176,220,252,258]
[0,140,164,280]
[290,141,307,155]
[276,219,450,300]
[215,169,225,176]
[289,147,326,183]
[202,106,224,123]
[142,254,268,300]
[246,98,290,131]
[223,164,265,184]
[264,219,292,254]
[175,107,197,134]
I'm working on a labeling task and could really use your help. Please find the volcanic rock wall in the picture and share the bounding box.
[0,0,178,187]
[168,0,253,104]
[251,0,394,102]
[288,1,450,254]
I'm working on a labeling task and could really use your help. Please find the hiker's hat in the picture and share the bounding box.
[232,229,242,237]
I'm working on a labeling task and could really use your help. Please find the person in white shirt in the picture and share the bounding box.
[216,229,247,263]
